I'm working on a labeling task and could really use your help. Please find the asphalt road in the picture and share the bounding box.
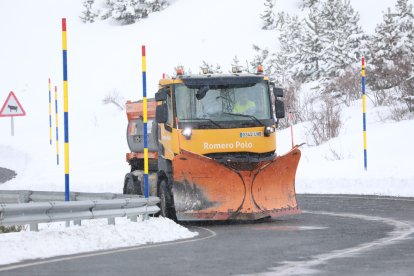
[1,194,414,276]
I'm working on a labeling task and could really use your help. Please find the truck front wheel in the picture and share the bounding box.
[159,179,177,220]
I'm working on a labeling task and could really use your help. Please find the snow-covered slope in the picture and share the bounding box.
[279,102,414,197]
[0,0,412,195]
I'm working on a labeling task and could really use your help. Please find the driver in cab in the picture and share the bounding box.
[233,93,256,115]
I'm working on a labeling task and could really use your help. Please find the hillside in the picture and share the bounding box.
[0,0,413,197]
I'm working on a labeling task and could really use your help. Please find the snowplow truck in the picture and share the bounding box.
[124,68,301,221]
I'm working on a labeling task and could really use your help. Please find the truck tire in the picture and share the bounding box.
[159,179,177,220]
[123,173,141,195]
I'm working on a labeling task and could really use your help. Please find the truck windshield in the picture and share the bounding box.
[175,82,271,122]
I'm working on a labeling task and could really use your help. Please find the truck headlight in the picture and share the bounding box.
[264,126,275,137]
[182,128,192,140]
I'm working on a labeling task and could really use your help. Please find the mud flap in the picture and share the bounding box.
[172,147,301,221]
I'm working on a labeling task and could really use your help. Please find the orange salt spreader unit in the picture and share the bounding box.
[124,67,301,221]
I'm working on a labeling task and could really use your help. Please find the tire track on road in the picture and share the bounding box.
[249,210,414,275]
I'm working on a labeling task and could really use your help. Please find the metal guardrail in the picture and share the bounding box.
[0,190,160,231]
[0,190,142,203]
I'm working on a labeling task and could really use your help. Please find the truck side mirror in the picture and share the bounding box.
[196,86,209,100]
[273,87,284,98]
[275,99,285,119]
[156,104,168,123]
[155,87,169,102]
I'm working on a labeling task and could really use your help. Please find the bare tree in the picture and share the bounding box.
[102,90,125,111]
[324,66,361,107]
[277,81,301,129]
[304,95,342,146]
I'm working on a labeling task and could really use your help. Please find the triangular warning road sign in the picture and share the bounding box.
[0,91,26,117]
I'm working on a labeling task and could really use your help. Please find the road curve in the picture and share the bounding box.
[1,194,414,275]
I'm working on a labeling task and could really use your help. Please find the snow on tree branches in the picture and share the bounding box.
[368,0,414,116]
[261,0,276,30]
[80,0,98,23]
[80,0,169,25]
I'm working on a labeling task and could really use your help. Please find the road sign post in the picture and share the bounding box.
[0,91,26,135]
[11,116,14,136]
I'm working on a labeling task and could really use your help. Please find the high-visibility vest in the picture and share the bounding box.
[233,101,255,113]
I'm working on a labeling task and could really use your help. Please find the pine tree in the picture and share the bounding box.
[150,0,168,12]
[369,7,408,91]
[261,0,276,30]
[231,55,242,72]
[393,0,414,107]
[367,0,414,113]
[369,0,414,66]
[101,0,169,25]
[200,61,222,74]
[230,56,252,73]
[109,0,140,24]
[268,53,289,86]
[290,0,367,83]
[215,64,223,74]
[296,6,326,81]
[300,0,320,10]
[320,0,366,78]
[250,45,269,71]
[80,0,98,23]
[274,11,287,29]
[395,0,414,69]
[270,15,304,85]
[231,55,240,68]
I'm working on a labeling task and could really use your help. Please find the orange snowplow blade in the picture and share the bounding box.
[172,146,301,221]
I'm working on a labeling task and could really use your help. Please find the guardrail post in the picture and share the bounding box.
[30,223,39,232]
[74,219,81,226]
[108,217,115,225]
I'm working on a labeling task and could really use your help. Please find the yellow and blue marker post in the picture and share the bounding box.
[362,57,367,171]
[142,45,149,198]
[62,18,70,200]
[54,85,60,165]
[48,78,52,145]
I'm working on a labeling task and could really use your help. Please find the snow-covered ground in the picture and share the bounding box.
[285,102,414,197]
[0,0,413,266]
[0,217,197,266]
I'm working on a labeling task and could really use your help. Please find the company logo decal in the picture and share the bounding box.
[204,141,253,150]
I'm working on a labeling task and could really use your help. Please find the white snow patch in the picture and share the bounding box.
[0,217,198,265]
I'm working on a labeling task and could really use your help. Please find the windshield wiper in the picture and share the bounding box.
[222,112,263,126]
[180,118,223,129]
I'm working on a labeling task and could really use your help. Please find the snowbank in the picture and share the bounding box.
[0,217,198,265]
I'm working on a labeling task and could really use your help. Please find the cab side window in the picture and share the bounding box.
[161,85,172,131]
[166,90,172,126]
